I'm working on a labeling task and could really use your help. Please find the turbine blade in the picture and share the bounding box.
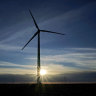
[29,9,39,30]
[22,31,38,50]
[40,30,65,35]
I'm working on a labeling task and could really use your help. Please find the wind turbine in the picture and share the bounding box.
[22,9,65,84]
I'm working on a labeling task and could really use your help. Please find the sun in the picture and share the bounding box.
[40,69,47,76]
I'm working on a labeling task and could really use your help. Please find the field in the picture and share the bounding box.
[0,83,96,96]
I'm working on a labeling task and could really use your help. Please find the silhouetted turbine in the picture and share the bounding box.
[22,9,65,84]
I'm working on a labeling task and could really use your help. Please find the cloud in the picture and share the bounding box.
[0,63,81,75]
[0,60,82,75]
[0,43,38,55]
[0,61,37,74]
[26,48,96,71]
[72,48,96,51]
[1,1,96,46]
[0,71,96,83]
[0,47,96,74]
[0,44,21,51]
[40,2,96,27]
[40,64,82,75]
[0,61,36,69]
[0,68,35,74]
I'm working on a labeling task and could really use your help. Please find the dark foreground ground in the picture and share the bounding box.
[0,83,96,96]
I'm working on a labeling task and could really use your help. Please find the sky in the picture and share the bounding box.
[0,0,96,83]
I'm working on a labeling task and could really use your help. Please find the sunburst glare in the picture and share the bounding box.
[40,69,47,76]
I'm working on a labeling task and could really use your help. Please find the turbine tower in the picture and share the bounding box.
[22,9,65,84]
